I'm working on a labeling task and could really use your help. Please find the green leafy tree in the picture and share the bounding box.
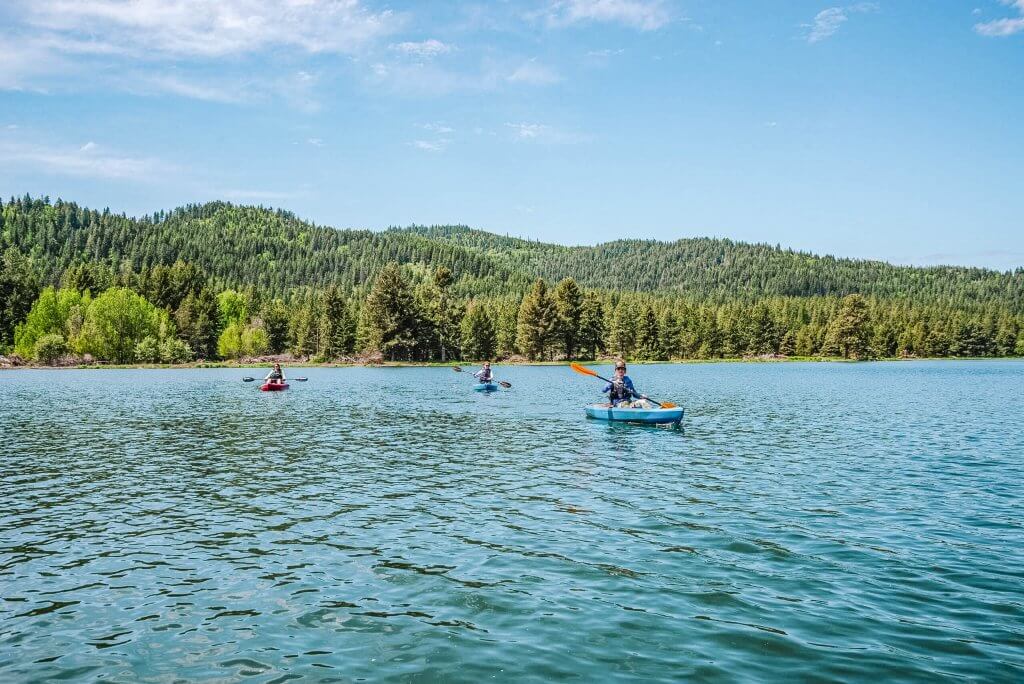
[77,288,169,362]
[14,287,90,358]
[34,333,68,364]
[516,278,556,360]
[217,290,248,329]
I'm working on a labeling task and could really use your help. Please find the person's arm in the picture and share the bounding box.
[603,382,612,394]
[472,370,482,378]
[625,378,646,399]
[265,371,273,380]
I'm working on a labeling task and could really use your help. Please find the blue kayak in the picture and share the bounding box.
[474,383,499,392]
[585,404,684,425]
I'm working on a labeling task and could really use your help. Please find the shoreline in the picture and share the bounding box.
[2,356,1020,371]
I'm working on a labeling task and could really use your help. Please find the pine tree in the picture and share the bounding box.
[822,294,871,359]
[609,299,636,359]
[460,302,496,360]
[516,278,556,360]
[321,286,353,359]
[635,305,662,360]
[578,291,606,360]
[363,262,420,361]
[552,277,583,360]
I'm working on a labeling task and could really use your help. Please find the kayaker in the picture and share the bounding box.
[473,361,494,384]
[603,361,649,408]
[265,363,286,383]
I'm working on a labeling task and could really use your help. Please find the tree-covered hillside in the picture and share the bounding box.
[394,225,1024,310]
[1,195,1022,366]
[3,196,1021,310]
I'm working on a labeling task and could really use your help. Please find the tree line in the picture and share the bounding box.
[3,252,1022,365]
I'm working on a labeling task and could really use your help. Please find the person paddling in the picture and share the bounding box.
[473,361,494,384]
[603,360,650,408]
[265,363,286,383]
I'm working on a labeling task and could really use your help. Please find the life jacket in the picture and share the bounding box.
[609,378,632,402]
[268,369,283,380]
[479,368,493,383]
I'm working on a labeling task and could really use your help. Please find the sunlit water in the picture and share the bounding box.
[2,361,1023,682]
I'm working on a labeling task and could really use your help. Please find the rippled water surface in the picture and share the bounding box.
[2,361,1023,682]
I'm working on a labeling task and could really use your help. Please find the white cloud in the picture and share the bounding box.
[307,138,324,146]
[586,48,625,58]
[505,122,587,143]
[545,0,670,31]
[12,0,401,59]
[410,139,450,152]
[804,3,877,43]
[390,39,453,57]
[506,59,561,85]
[0,139,172,180]
[419,123,455,134]
[975,0,1024,36]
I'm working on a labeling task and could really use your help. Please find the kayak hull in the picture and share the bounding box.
[474,383,499,392]
[260,382,289,391]
[585,404,684,425]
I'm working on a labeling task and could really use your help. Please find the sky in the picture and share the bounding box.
[1,0,1022,270]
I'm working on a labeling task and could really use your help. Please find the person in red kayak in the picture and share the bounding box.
[264,363,286,384]
[603,360,650,408]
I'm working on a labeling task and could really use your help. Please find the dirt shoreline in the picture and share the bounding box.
[3,356,1016,371]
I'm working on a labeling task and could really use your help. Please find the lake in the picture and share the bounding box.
[2,361,1023,682]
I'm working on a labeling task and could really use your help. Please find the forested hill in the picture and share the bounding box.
[392,225,1024,310]
[3,195,1022,311]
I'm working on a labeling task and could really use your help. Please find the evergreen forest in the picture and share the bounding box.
[2,195,1022,365]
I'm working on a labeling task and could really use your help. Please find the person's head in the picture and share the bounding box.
[274,363,281,370]
[614,360,626,376]
[483,361,491,369]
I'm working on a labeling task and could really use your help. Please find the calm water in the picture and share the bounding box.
[2,362,1023,682]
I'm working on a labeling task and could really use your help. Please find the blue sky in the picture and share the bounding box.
[1,1,1022,269]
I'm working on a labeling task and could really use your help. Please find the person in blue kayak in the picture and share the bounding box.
[473,361,494,384]
[603,360,650,407]
[265,363,286,383]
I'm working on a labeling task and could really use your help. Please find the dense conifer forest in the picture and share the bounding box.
[1,195,1022,364]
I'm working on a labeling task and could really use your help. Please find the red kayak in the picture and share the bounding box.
[260,381,289,391]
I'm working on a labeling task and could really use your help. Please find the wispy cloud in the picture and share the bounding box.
[0,139,172,181]
[13,0,401,59]
[507,59,561,85]
[390,39,453,57]
[804,3,877,44]
[0,0,399,106]
[975,0,1024,36]
[419,123,455,134]
[409,139,451,152]
[544,0,671,31]
[505,122,588,144]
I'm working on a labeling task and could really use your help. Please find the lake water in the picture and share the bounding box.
[2,361,1023,682]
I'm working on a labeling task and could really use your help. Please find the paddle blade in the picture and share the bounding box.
[570,363,599,378]
[242,377,255,382]
[660,402,677,409]
[498,381,512,389]
[293,377,308,382]
[452,366,463,373]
